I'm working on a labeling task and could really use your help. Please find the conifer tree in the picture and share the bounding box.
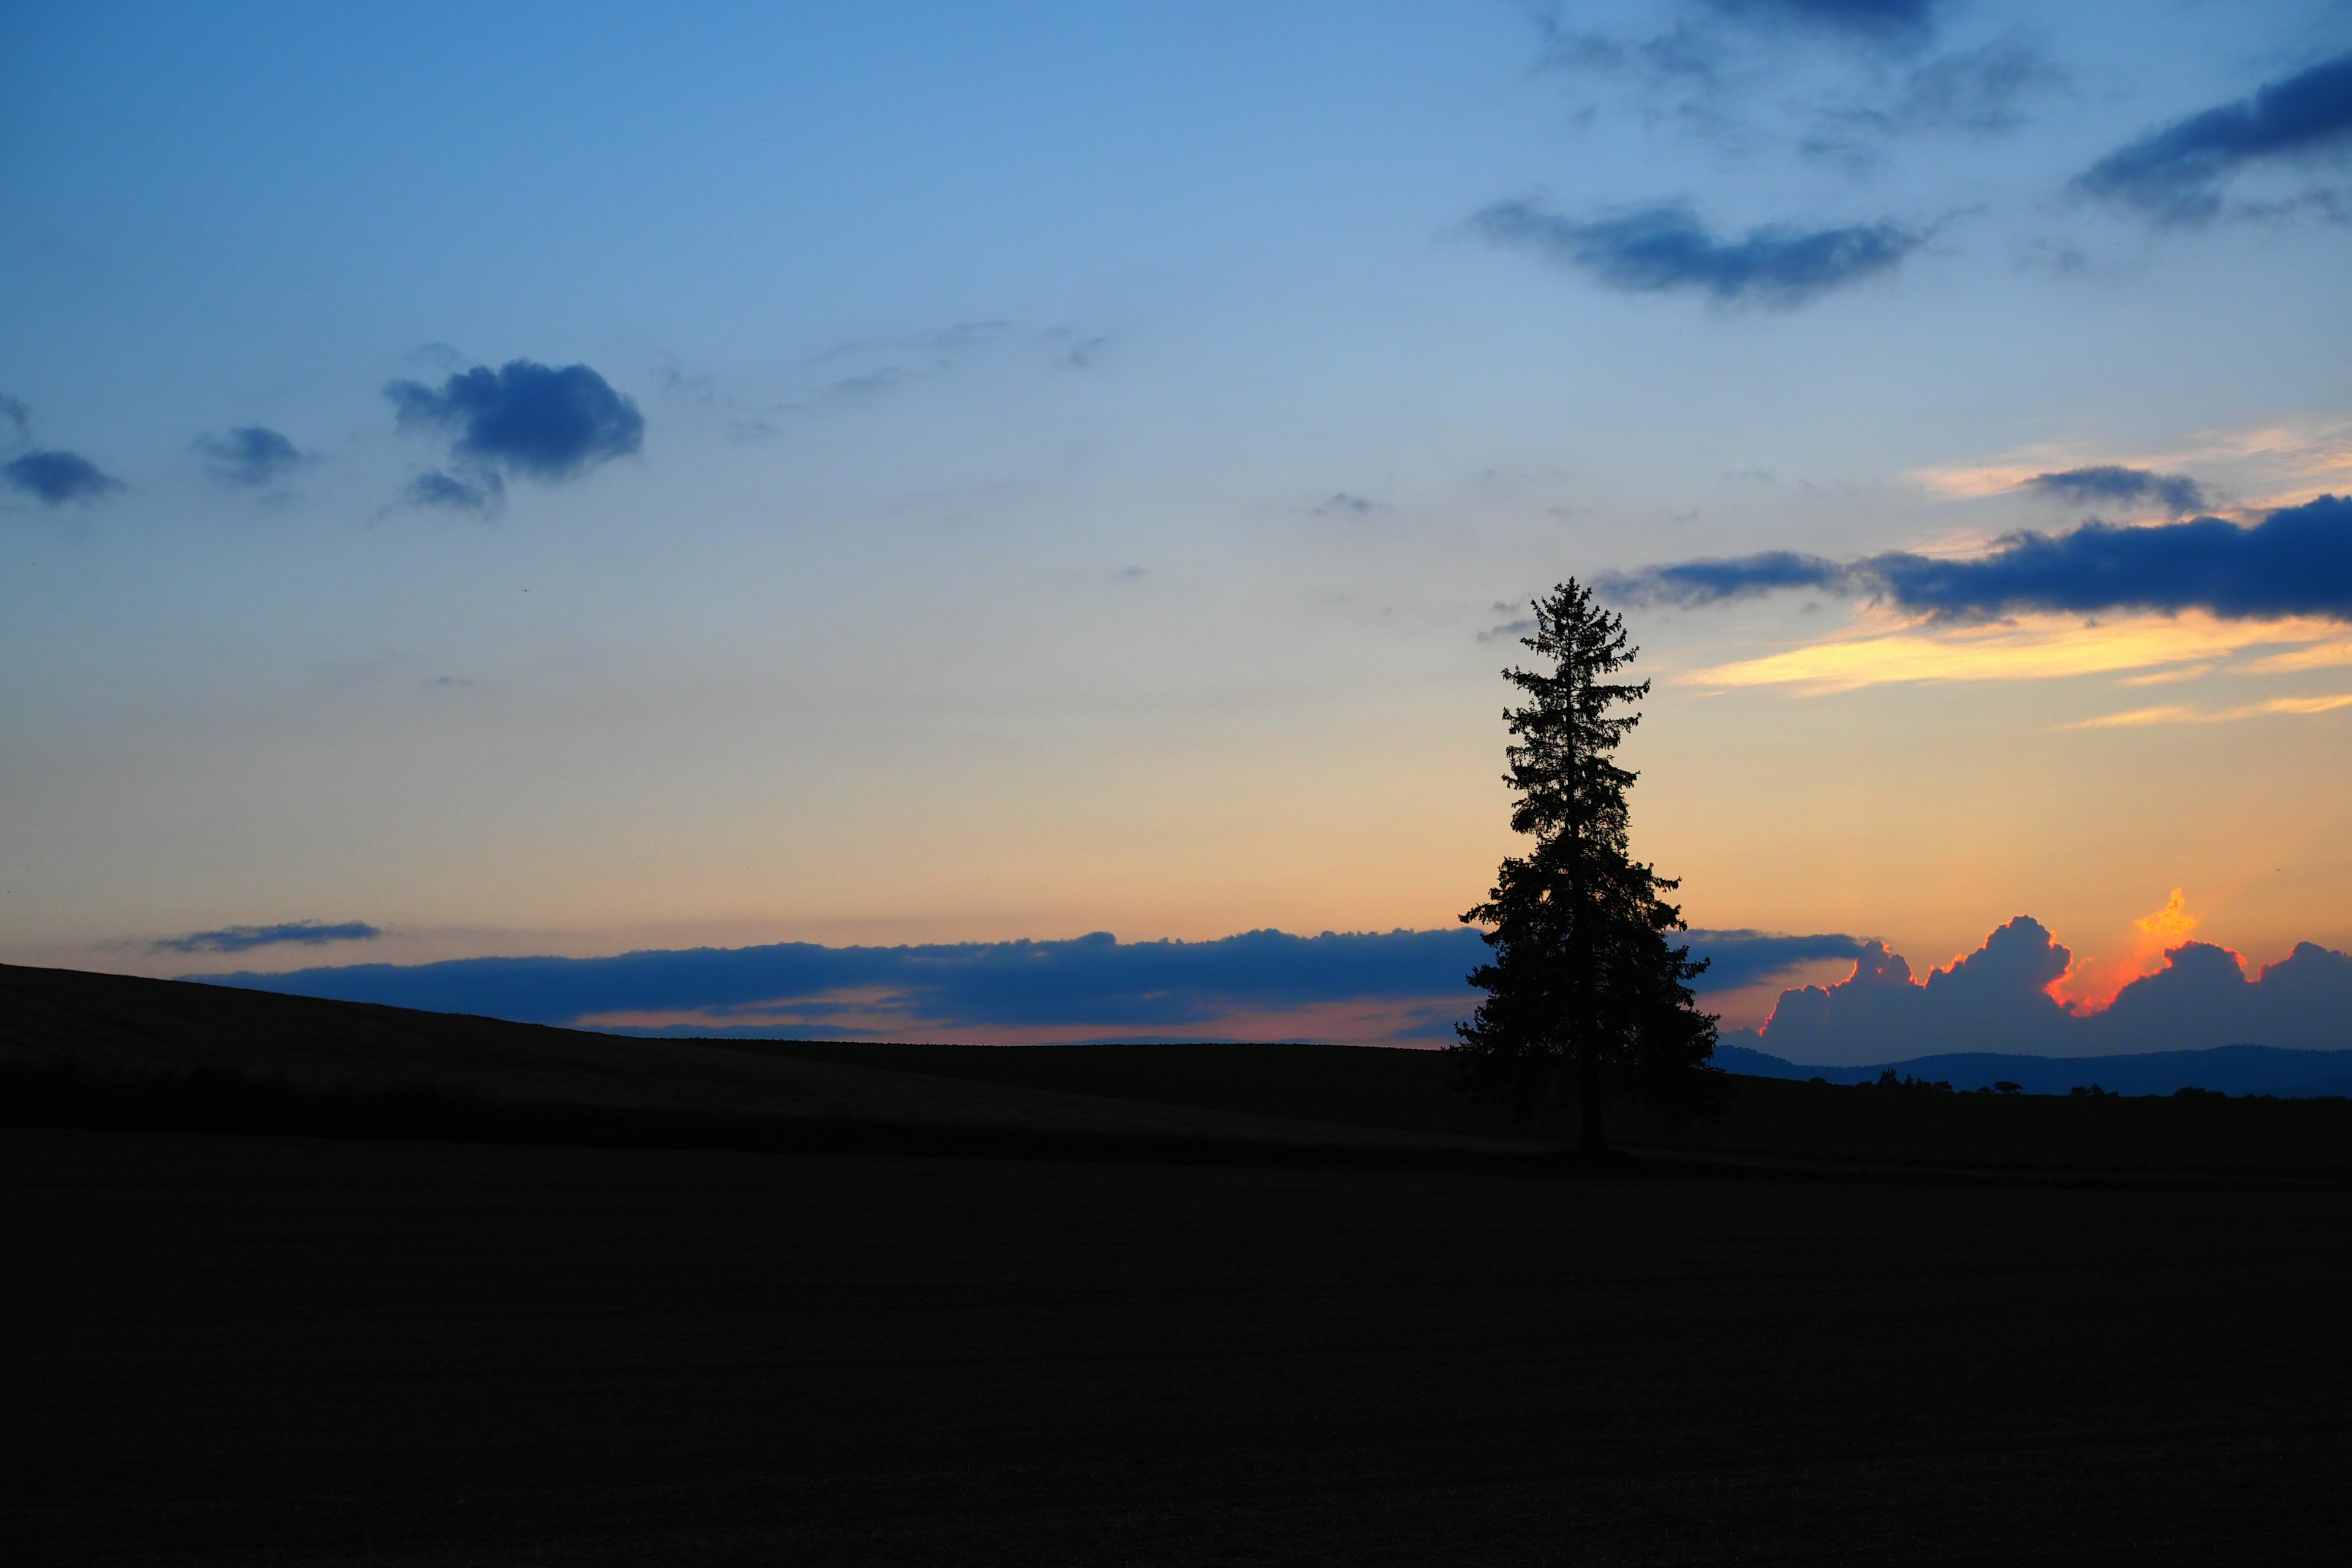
[1455,579,1721,1159]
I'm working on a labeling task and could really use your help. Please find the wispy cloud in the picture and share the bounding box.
[1474,200,1923,307]
[2076,50,2352,226]
[157,920,382,956]
[197,426,311,488]
[2061,693,2352,729]
[405,470,503,513]
[1684,611,2345,693]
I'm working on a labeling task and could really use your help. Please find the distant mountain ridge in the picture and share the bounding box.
[1716,1042,2352,1098]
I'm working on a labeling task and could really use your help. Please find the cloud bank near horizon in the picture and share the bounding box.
[195,925,1869,1046]
[1602,493,2352,622]
[1743,917,2352,1064]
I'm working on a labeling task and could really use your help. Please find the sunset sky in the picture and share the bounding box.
[6,2,2348,1054]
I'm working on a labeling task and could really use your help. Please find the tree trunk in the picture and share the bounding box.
[1578,1038,1605,1163]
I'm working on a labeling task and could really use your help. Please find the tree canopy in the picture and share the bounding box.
[1454,580,1721,1157]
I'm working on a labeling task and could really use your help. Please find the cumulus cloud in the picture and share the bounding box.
[197,426,309,488]
[196,926,1863,1045]
[1473,200,1923,307]
[386,359,643,481]
[3,450,123,505]
[2076,50,2352,225]
[1605,493,2352,622]
[157,920,382,956]
[2022,464,2207,516]
[1750,917,2352,1063]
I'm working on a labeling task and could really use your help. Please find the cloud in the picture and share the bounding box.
[0,393,28,450]
[1751,916,2352,1063]
[1686,611,2342,692]
[1608,493,2352,622]
[3,450,123,505]
[2076,50,2352,225]
[157,920,382,956]
[386,359,644,481]
[197,426,309,488]
[1602,549,1852,607]
[196,926,1863,1046]
[1675,929,1873,990]
[405,470,503,512]
[1709,0,1938,47]
[2060,693,2352,729]
[1314,492,1382,516]
[2022,465,2207,515]
[1474,200,1922,307]
[1881,32,2059,132]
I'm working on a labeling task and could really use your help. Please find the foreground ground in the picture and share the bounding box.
[6,1128,2346,1566]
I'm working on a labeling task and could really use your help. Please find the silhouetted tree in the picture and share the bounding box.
[1454,580,1721,1160]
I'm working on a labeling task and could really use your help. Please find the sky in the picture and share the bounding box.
[5,1,2350,1058]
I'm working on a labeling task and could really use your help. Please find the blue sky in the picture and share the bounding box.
[6,2,2350,1055]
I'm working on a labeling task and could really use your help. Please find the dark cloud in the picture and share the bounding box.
[197,426,309,488]
[1675,929,1872,990]
[2023,465,2206,516]
[1887,33,2058,131]
[1815,32,2064,147]
[1474,200,1922,307]
[1314,492,1382,517]
[158,920,382,956]
[4,450,123,505]
[1709,0,1937,46]
[2076,50,2352,226]
[387,360,644,481]
[406,470,503,513]
[197,926,1861,1044]
[1743,919,2352,1065]
[1601,549,1851,607]
[1605,494,2352,621]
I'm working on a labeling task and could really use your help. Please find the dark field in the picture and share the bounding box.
[7,1128,2348,1565]
[762,1038,2352,1177]
[7,962,2351,1562]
